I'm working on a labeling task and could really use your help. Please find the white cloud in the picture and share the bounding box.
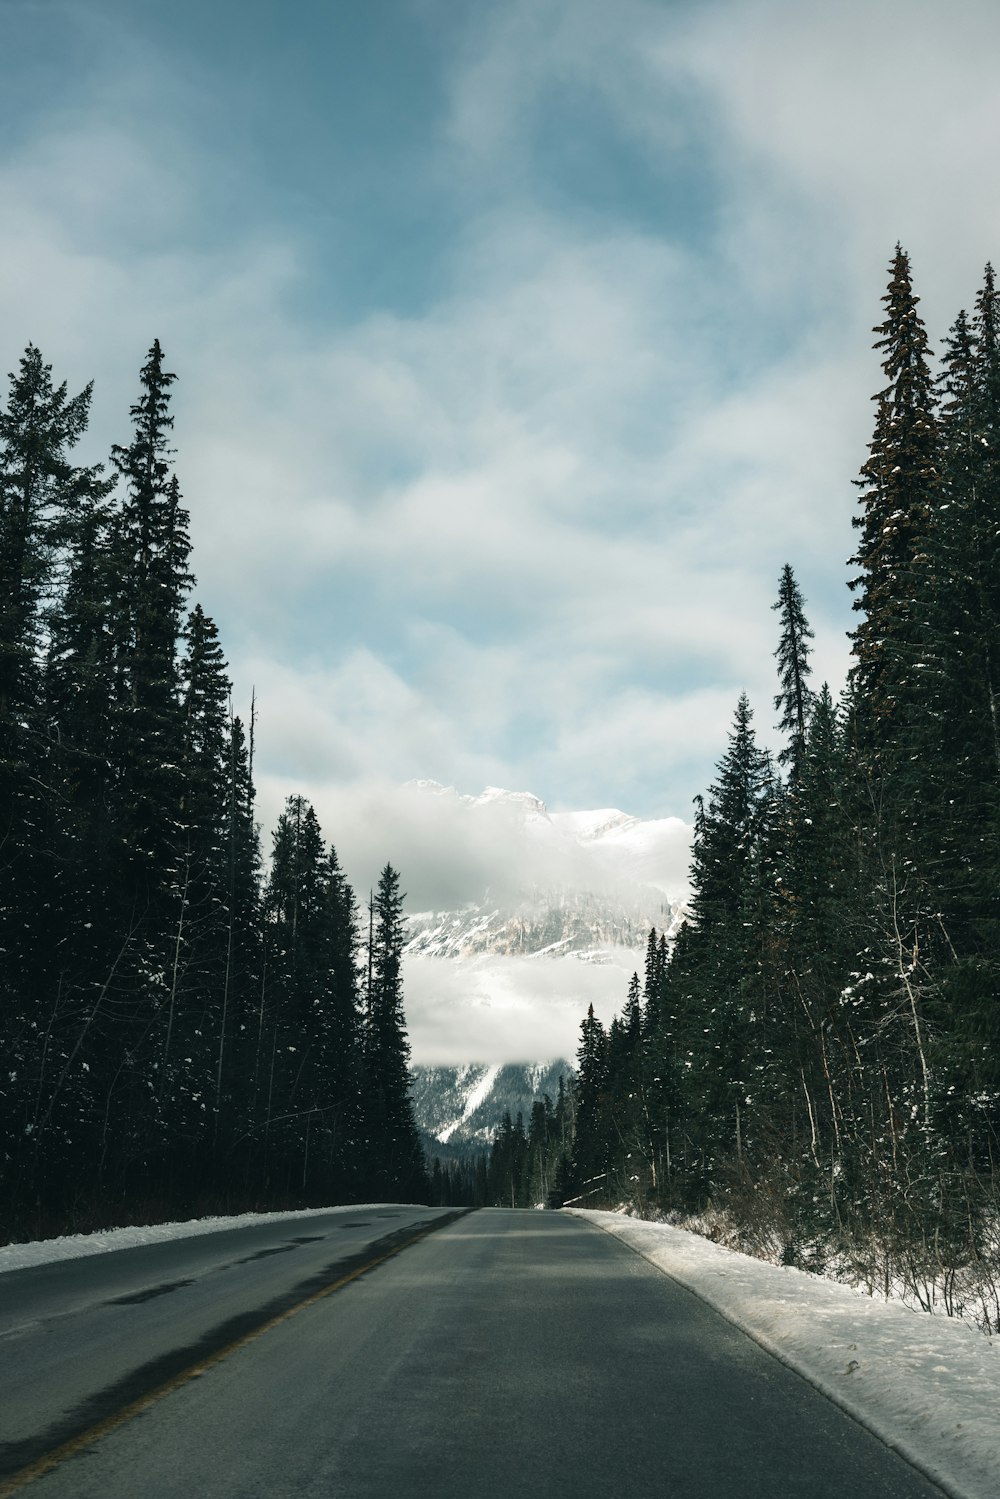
[2,0,993,859]
[657,0,1000,322]
[258,775,689,914]
[20,0,982,1063]
[405,952,635,1065]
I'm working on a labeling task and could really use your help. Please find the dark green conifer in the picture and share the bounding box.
[772,564,813,779]
[849,246,939,791]
[0,347,111,1217]
[365,863,426,1200]
[570,1004,608,1194]
[109,342,192,882]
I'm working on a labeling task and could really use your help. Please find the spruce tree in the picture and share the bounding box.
[84,343,195,1202]
[849,246,939,796]
[109,342,192,885]
[0,346,109,953]
[670,695,774,1195]
[570,1004,608,1194]
[218,711,262,1174]
[316,844,365,1195]
[152,605,235,1168]
[262,796,329,1196]
[689,693,771,939]
[0,347,104,739]
[365,863,425,1200]
[772,564,813,779]
[0,347,111,1220]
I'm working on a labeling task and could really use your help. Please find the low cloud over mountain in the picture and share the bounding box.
[347,781,693,1064]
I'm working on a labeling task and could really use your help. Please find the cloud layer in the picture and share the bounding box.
[405,950,641,1066]
[2,0,997,851]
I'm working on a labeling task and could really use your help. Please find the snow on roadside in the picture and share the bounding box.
[0,1204,413,1275]
[571,1208,998,1499]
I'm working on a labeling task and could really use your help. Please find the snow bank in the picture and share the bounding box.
[0,1204,410,1275]
[571,1209,999,1499]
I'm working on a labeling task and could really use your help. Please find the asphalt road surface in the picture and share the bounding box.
[0,1208,946,1498]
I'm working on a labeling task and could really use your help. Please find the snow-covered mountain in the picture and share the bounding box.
[396,782,690,1076]
[410,1061,572,1150]
[405,888,673,963]
[403,781,687,962]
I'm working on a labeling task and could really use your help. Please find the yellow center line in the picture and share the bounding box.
[0,1219,449,1497]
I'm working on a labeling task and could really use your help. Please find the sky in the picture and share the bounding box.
[3,0,1000,900]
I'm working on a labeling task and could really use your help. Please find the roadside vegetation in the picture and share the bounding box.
[489,248,1000,1332]
[0,343,426,1241]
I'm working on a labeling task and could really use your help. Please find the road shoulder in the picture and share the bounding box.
[569,1208,997,1499]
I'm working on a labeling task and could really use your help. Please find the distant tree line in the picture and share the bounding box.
[432,1076,574,1209]
[556,248,1000,1317]
[0,341,426,1239]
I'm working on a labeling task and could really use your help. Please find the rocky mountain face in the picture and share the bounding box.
[410,1061,573,1155]
[404,888,674,964]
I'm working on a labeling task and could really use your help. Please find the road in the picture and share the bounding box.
[0,1208,945,1498]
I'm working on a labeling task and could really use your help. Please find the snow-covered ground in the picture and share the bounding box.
[571,1208,999,1499]
[0,1204,411,1275]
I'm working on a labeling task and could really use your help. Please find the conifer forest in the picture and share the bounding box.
[486,249,1000,1325]
[0,341,426,1239]
[6,244,1000,1316]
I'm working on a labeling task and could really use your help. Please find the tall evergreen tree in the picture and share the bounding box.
[215,710,262,1176]
[315,844,366,1194]
[570,1004,609,1194]
[365,863,425,1199]
[109,342,192,883]
[689,693,771,939]
[0,347,110,942]
[772,564,813,779]
[849,245,939,794]
[262,796,329,1193]
[0,347,104,740]
[149,605,235,1161]
[0,347,112,1221]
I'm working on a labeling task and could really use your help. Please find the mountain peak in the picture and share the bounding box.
[473,786,549,818]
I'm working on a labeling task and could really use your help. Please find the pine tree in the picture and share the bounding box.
[849,246,939,794]
[149,605,235,1166]
[668,695,774,1196]
[74,344,197,1204]
[689,693,771,939]
[315,844,366,1195]
[262,796,329,1196]
[109,342,192,884]
[365,863,425,1200]
[642,927,666,1031]
[0,347,104,741]
[570,1004,608,1194]
[216,710,262,1180]
[0,346,109,962]
[772,564,814,779]
[0,347,112,1221]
